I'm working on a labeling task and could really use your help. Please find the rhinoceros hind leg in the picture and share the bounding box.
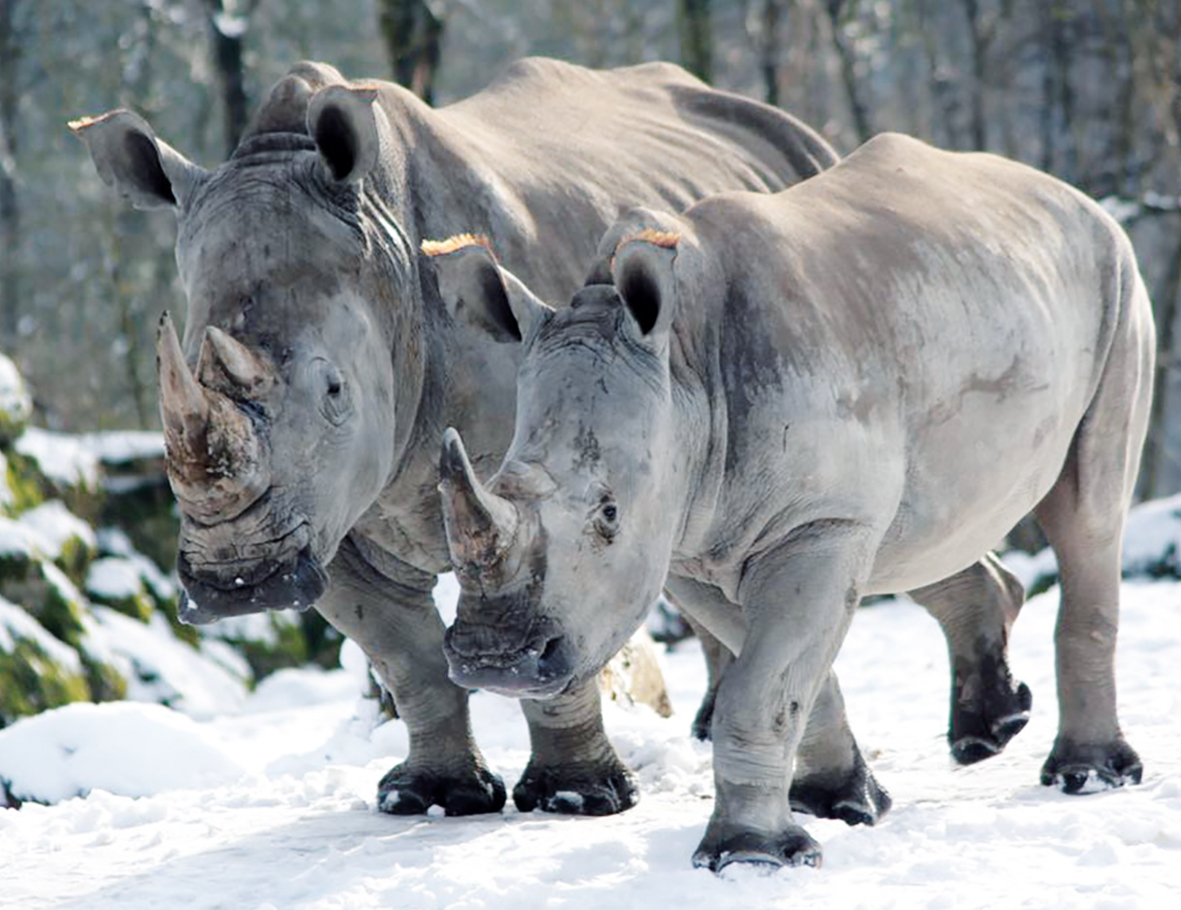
[789,670,891,826]
[1031,266,1151,794]
[790,748,892,826]
[1040,736,1143,794]
[909,552,1031,764]
[515,677,639,816]
[378,763,507,816]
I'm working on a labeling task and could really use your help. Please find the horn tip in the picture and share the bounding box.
[440,428,467,481]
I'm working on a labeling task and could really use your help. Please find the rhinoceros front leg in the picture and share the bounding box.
[514,679,639,816]
[666,573,889,827]
[693,532,872,873]
[316,534,505,816]
[908,552,1032,765]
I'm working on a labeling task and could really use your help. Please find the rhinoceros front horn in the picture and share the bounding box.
[157,314,273,523]
[439,427,520,579]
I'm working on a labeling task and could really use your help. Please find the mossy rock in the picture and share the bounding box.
[97,477,178,580]
[0,636,90,728]
[3,451,47,517]
[0,353,33,449]
[0,553,88,649]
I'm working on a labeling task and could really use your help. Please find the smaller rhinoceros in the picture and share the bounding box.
[428,133,1153,872]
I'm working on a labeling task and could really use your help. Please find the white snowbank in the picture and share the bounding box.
[0,701,244,803]
[96,527,176,600]
[1,579,1178,908]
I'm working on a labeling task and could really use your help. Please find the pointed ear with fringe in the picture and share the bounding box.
[423,235,553,343]
[69,110,207,211]
[611,229,680,339]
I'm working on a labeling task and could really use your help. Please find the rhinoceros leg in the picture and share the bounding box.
[908,553,1032,765]
[317,534,506,815]
[667,573,889,828]
[680,537,880,872]
[514,679,639,816]
[1031,293,1151,793]
[677,611,733,742]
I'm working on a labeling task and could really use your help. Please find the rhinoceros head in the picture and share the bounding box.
[71,65,408,621]
[426,227,687,697]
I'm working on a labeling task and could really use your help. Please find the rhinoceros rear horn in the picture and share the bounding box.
[307,85,381,184]
[439,428,520,576]
[197,326,279,400]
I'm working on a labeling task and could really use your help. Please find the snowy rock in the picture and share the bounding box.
[15,427,100,491]
[0,353,32,444]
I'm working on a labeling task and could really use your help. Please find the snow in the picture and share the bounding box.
[0,352,32,425]
[19,499,98,557]
[0,595,83,673]
[1,576,1179,908]
[87,607,249,717]
[80,430,165,466]
[86,557,148,600]
[15,426,101,489]
[96,527,176,600]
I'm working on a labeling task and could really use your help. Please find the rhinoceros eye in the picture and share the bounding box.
[318,362,352,426]
[594,496,620,540]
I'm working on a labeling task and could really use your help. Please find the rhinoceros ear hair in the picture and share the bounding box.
[612,230,680,339]
[68,110,206,211]
[423,235,554,343]
[307,85,381,184]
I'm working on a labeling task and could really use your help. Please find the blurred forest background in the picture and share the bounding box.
[1,0,1181,495]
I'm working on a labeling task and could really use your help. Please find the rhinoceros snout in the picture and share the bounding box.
[443,622,573,699]
[177,546,328,624]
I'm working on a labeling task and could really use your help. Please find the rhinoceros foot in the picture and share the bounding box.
[1040,736,1143,794]
[377,763,506,817]
[692,821,822,874]
[950,652,1033,765]
[789,750,892,827]
[512,759,639,816]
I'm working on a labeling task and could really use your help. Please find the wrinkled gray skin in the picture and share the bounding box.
[436,133,1154,870]
[71,58,867,818]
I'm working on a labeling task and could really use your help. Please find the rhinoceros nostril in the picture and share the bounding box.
[535,635,568,679]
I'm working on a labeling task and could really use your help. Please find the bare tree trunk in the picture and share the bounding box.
[1140,223,1181,499]
[961,0,990,150]
[0,0,21,348]
[677,0,713,83]
[205,0,250,156]
[379,0,445,104]
[749,0,786,106]
[825,0,873,143]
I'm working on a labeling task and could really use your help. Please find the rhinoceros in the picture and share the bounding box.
[432,132,1153,870]
[70,57,859,817]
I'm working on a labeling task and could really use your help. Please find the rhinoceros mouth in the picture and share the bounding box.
[442,624,574,699]
[177,540,328,624]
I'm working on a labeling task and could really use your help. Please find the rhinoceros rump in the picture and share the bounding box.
[436,133,1153,870]
[73,58,870,819]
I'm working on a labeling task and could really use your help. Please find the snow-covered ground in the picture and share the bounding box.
[2,574,1179,909]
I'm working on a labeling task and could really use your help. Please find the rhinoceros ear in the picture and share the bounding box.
[612,229,680,339]
[307,85,381,184]
[423,235,553,343]
[68,110,207,211]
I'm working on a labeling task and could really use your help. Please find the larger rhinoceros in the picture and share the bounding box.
[70,57,856,817]
[432,133,1153,869]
